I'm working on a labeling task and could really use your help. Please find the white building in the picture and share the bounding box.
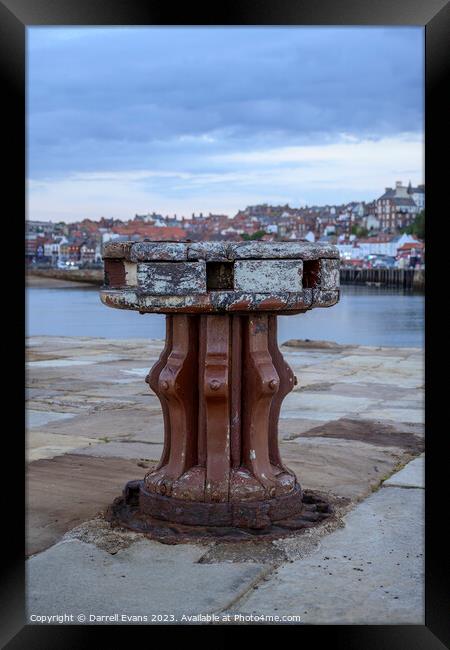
[102,232,120,245]
[220,226,243,236]
[360,234,419,258]
[95,243,103,262]
[336,244,358,260]
[363,214,381,231]
[43,236,68,263]
[408,182,425,211]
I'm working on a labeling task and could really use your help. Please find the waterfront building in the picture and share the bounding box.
[376,181,419,232]
[43,236,68,266]
[79,240,97,264]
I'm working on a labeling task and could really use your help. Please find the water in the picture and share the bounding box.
[26,285,424,348]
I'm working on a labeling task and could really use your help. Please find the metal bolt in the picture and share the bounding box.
[269,379,278,390]
[209,379,221,391]
[160,380,169,391]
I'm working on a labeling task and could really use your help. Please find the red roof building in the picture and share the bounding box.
[111,225,187,241]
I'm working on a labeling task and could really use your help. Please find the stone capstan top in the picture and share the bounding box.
[102,239,339,262]
[100,239,340,314]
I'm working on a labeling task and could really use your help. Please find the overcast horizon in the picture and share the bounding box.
[27,26,424,223]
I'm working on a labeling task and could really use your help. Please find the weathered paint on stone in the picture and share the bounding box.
[102,241,134,259]
[187,242,234,262]
[100,289,141,310]
[320,259,340,290]
[216,290,313,311]
[231,241,338,260]
[136,261,206,295]
[103,240,339,263]
[139,294,203,309]
[130,242,188,262]
[124,262,137,286]
[234,260,303,292]
[312,289,340,307]
[100,288,314,313]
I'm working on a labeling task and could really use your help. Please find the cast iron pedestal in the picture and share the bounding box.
[100,240,340,541]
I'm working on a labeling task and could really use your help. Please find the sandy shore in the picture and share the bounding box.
[26,275,92,289]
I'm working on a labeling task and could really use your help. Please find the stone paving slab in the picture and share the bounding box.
[27,359,101,369]
[27,410,78,428]
[384,453,424,488]
[292,353,424,389]
[71,441,164,462]
[231,485,424,624]
[278,417,329,438]
[318,382,414,400]
[27,431,99,463]
[282,437,407,500]
[281,391,379,421]
[27,539,265,623]
[30,407,164,442]
[26,455,152,556]
[362,407,424,424]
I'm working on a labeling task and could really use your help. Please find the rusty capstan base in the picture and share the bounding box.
[100,240,340,542]
[107,481,333,544]
[106,312,333,541]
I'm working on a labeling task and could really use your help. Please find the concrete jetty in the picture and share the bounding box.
[26,335,424,624]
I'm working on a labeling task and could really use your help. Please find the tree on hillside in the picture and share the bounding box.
[241,230,267,241]
[402,210,425,240]
[351,224,368,238]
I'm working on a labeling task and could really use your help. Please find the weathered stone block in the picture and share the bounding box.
[102,241,134,259]
[131,242,188,262]
[320,259,340,290]
[187,242,233,262]
[124,262,137,286]
[232,241,339,260]
[136,261,206,295]
[234,260,303,292]
[104,239,340,263]
[312,289,340,307]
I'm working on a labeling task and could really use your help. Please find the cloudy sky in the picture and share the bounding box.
[27,27,424,222]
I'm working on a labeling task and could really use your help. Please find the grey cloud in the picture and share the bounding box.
[27,27,423,179]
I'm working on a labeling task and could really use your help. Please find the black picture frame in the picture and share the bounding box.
[3,0,448,646]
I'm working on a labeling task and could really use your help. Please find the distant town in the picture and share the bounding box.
[26,180,425,270]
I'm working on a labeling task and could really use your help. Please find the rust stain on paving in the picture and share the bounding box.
[298,418,424,453]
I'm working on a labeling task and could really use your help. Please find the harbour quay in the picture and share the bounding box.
[26,334,424,624]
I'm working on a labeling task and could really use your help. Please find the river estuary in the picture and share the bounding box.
[26,284,424,348]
